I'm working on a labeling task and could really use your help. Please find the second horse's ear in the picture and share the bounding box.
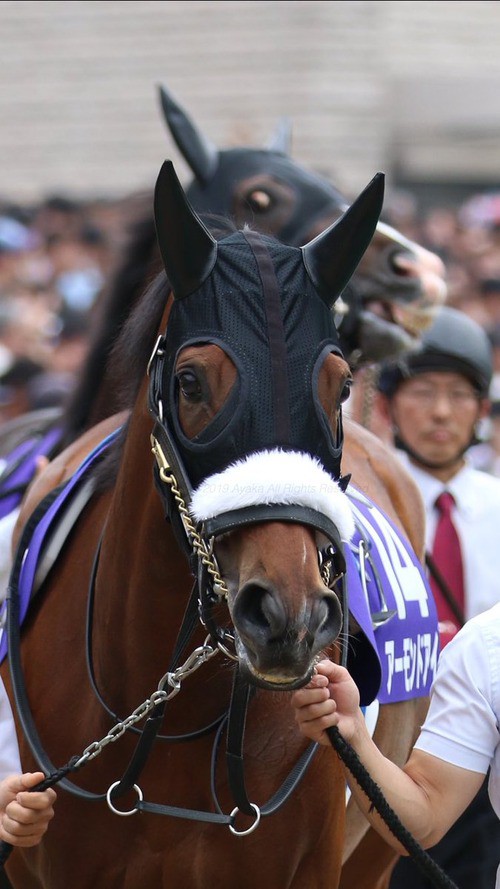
[154,160,218,300]
[157,84,219,185]
[265,117,292,155]
[302,173,385,308]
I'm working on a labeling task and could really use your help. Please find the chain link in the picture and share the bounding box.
[151,435,230,598]
[74,637,219,768]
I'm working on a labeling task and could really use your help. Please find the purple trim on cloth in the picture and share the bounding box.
[0,426,64,519]
[0,428,122,663]
[346,488,439,706]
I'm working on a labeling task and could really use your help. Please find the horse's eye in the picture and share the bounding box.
[340,381,352,404]
[177,370,203,402]
[246,190,272,213]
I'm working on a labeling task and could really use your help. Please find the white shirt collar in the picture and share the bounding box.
[395,450,478,516]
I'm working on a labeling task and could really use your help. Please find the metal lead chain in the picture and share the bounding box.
[157,637,219,689]
[151,435,229,599]
[75,691,170,767]
[320,547,343,590]
[74,637,219,768]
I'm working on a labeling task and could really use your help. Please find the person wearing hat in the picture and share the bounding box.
[373,305,500,888]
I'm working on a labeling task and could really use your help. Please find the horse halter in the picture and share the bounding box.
[147,261,351,664]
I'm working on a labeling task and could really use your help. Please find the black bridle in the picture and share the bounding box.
[147,325,350,664]
[0,444,325,838]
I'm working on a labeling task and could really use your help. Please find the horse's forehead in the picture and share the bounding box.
[222,149,342,194]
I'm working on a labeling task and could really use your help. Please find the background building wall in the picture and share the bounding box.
[0,0,499,206]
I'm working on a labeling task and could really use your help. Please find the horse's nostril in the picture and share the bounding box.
[313,593,343,646]
[391,251,416,277]
[233,582,342,655]
[233,582,287,639]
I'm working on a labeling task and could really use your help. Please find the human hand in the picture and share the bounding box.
[291,659,362,746]
[0,772,56,847]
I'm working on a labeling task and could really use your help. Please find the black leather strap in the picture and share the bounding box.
[6,484,105,801]
[215,667,319,819]
[203,503,346,575]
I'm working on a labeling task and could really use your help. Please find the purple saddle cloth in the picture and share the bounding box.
[0,428,121,663]
[0,426,64,519]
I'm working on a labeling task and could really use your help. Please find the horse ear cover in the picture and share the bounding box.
[157,84,219,186]
[154,160,218,300]
[302,172,385,308]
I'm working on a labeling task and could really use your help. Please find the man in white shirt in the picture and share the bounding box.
[373,305,500,888]
[291,601,500,889]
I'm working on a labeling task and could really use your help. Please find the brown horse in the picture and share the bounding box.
[0,100,445,889]
[0,161,431,889]
[0,94,446,885]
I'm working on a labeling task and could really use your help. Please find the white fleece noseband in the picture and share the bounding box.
[190,449,355,542]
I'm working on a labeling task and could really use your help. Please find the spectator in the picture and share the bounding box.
[373,305,500,888]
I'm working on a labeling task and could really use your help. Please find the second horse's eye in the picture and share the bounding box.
[177,370,203,402]
[246,190,272,213]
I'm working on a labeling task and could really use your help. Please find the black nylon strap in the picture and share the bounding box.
[107,578,223,802]
[225,667,254,816]
[136,799,233,824]
[212,667,319,820]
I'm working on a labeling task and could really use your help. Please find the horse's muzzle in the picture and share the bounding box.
[231,580,343,690]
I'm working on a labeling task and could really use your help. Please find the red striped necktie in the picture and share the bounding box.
[430,490,465,649]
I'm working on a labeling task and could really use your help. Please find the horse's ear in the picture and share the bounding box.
[154,160,218,300]
[302,173,385,308]
[157,84,219,186]
[265,117,292,155]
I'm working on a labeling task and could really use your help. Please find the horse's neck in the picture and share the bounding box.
[91,400,198,709]
[342,417,425,557]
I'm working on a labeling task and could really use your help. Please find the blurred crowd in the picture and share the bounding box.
[0,189,149,429]
[2,184,500,473]
[385,187,500,476]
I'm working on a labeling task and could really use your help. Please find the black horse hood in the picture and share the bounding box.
[163,229,344,487]
[152,160,384,489]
